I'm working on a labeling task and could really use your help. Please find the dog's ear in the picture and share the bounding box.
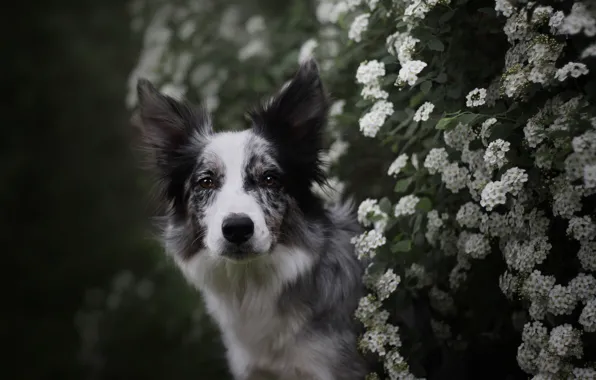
[250,59,329,184]
[135,79,211,159]
[134,79,211,215]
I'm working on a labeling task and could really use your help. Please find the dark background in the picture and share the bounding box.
[3,1,231,379]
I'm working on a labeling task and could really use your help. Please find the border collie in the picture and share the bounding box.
[134,59,367,380]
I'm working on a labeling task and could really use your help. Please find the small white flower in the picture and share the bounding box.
[484,139,510,169]
[569,274,596,303]
[555,62,589,82]
[573,367,596,379]
[522,321,548,350]
[517,343,538,374]
[557,2,596,37]
[298,38,318,63]
[495,0,514,18]
[581,43,596,59]
[356,60,386,85]
[245,15,265,34]
[463,233,491,259]
[480,118,497,146]
[357,199,389,231]
[388,154,409,177]
[351,230,387,260]
[376,269,401,301]
[579,299,596,333]
[361,84,389,100]
[501,167,528,196]
[441,163,470,193]
[584,164,596,189]
[548,324,583,358]
[397,60,427,86]
[456,202,483,229]
[480,181,508,211]
[547,285,577,315]
[444,122,477,151]
[521,270,556,301]
[567,216,596,242]
[348,13,370,42]
[413,102,435,122]
[394,195,420,217]
[465,88,487,107]
[359,100,394,138]
[329,100,345,117]
[578,241,596,272]
[424,148,450,174]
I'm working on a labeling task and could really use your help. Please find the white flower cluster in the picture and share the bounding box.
[356,60,388,100]
[359,100,394,138]
[413,102,435,122]
[348,13,370,42]
[465,88,487,107]
[394,195,420,217]
[388,154,409,177]
[351,229,387,261]
[358,198,389,232]
[334,0,596,377]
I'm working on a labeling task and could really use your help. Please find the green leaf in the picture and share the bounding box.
[409,91,426,108]
[391,240,412,253]
[421,81,432,94]
[457,113,480,125]
[428,38,445,52]
[439,9,456,23]
[416,197,432,212]
[394,178,412,193]
[382,55,397,64]
[383,73,398,86]
[379,197,392,214]
[355,99,369,108]
[435,116,457,130]
[435,73,448,83]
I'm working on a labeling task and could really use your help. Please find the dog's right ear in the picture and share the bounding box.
[135,79,212,168]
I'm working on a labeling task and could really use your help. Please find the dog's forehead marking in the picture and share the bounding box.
[203,131,251,181]
[203,130,271,178]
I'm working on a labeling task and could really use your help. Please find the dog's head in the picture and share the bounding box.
[135,59,330,261]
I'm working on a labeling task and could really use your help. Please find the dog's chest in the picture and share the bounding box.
[203,280,303,353]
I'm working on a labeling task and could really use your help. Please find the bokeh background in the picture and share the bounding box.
[4,1,385,379]
[8,0,595,379]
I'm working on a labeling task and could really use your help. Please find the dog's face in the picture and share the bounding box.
[135,59,329,261]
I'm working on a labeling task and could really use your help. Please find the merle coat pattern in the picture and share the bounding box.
[134,59,367,380]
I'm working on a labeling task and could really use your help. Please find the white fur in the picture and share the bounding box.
[170,236,324,379]
[202,131,271,256]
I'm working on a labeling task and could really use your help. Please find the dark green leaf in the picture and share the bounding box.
[417,197,432,212]
[435,116,457,130]
[391,240,412,253]
[428,38,445,52]
[421,81,432,94]
[379,197,392,214]
[439,10,456,24]
[435,73,448,83]
[394,178,412,193]
[457,113,480,125]
[409,91,426,108]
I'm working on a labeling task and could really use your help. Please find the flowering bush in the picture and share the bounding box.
[128,0,596,378]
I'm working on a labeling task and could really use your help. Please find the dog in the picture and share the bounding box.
[133,59,367,380]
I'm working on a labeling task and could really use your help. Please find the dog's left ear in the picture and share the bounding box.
[250,59,329,182]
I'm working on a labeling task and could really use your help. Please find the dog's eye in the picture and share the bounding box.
[198,177,215,189]
[261,174,280,188]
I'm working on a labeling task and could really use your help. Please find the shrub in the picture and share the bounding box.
[129,0,596,378]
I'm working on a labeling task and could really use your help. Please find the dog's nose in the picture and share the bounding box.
[222,214,254,245]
